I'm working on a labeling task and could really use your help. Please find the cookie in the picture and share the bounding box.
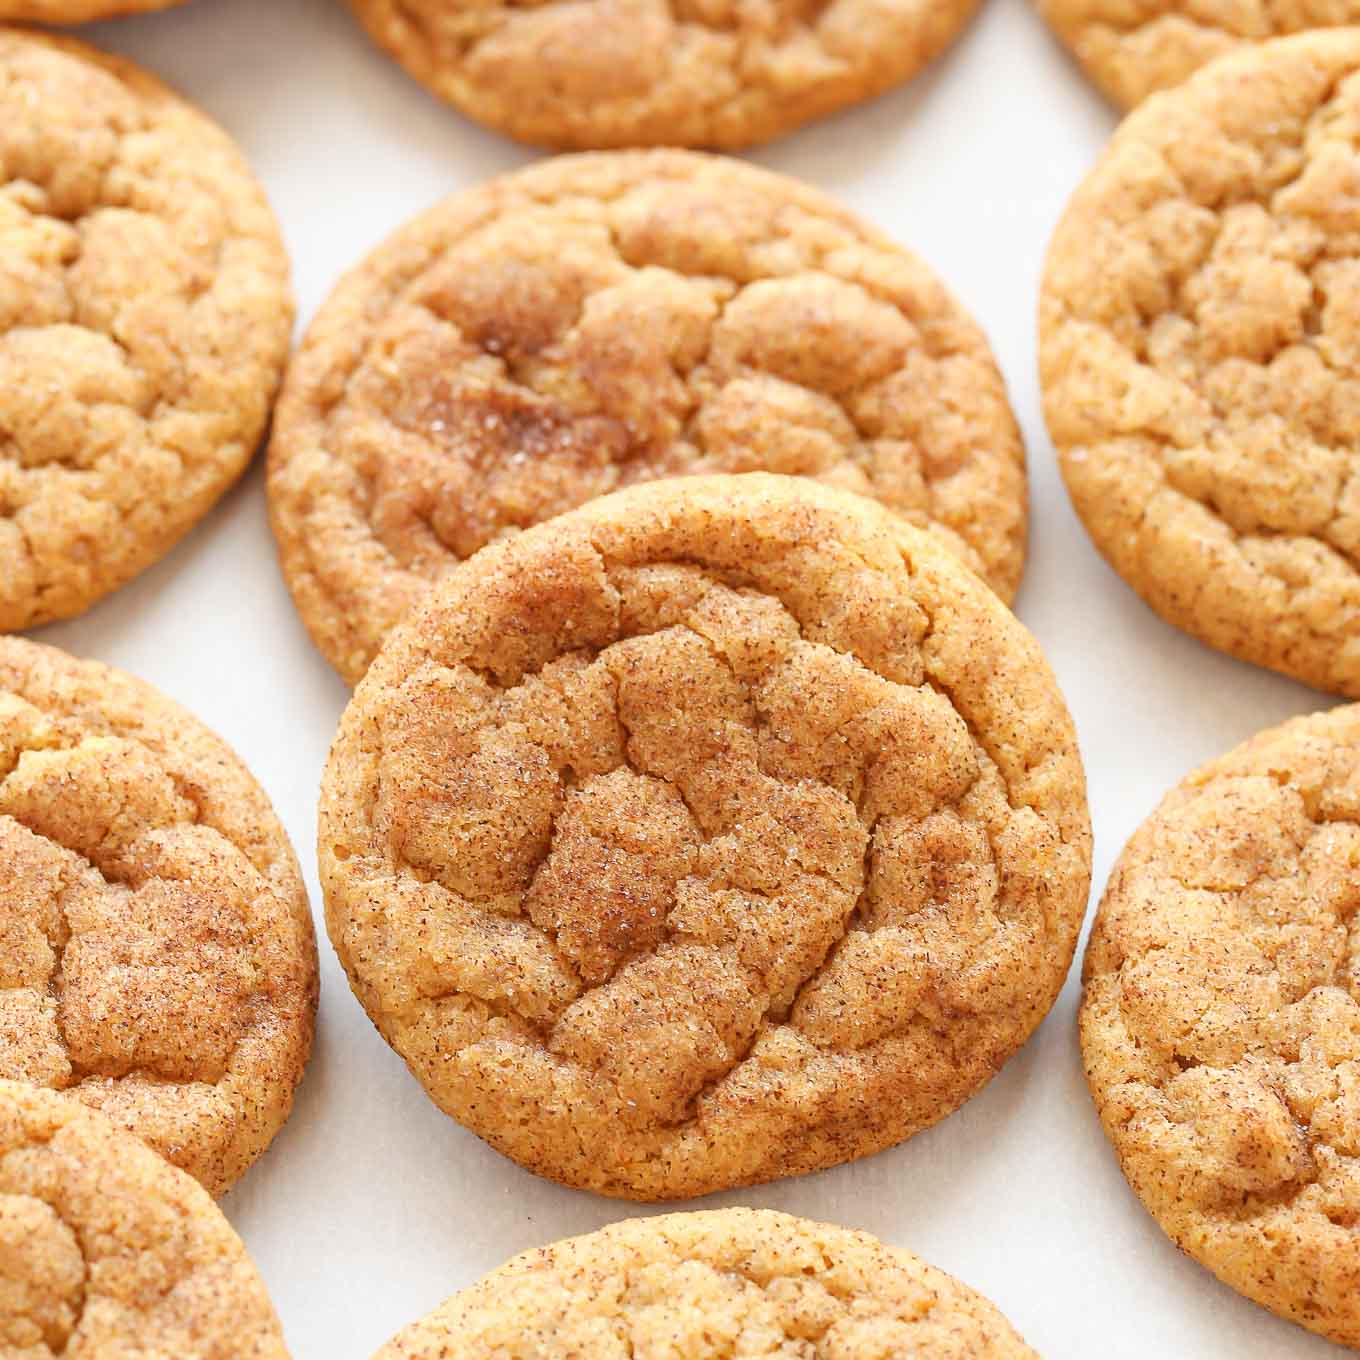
[270,150,1027,685]
[0,30,292,632]
[1081,704,1360,1347]
[1038,0,1360,108]
[344,0,980,149]
[320,473,1091,1200]
[1041,31,1360,699]
[371,1208,1037,1358]
[0,1080,290,1358]
[0,636,317,1197]
[0,1,183,20]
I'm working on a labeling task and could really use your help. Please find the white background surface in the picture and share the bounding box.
[28,0,1345,1354]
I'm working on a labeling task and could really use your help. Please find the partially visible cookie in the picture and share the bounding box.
[270,150,1027,685]
[0,30,292,632]
[0,1,183,20]
[0,1081,290,1358]
[320,473,1091,1200]
[1041,31,1360,698]
[0,637,317,1197]
[1038,0,1360,108]
[344,0,980,149]
[1081,704,1360,1348]
[372,1209,1037,1358]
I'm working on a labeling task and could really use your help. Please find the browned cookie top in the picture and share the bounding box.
[320,474,1090,1200]
[0,1,184,20]
[1038,0,1360,108]
[1082,703,1360,1348]
[1042,30,1360,697]
[345,0,980,149]
[0,637,317,1197]
[372,1209,1038,1358]
[0,1081,290,1358]
[270,151,1026,684]
[0,30,292,632]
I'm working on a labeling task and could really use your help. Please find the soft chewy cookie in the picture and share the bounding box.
[1041,31,1360,698]
[0,1,184,20]
[1082,704,1360,1347]
[371,1209,1037,1358]
[345,0,978,149]
[0,637,317,1197]
[320,474,1091,1199]
[1038,0,1360,108]
[0,1081,290,1358]
[271,151,1027,685]
[0,30,292,632]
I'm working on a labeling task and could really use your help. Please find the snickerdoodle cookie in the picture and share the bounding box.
[1041,31,1360,698]
[1082,704,1360,1347]
[344,0,979,149]
[0,1,183,20]
[0,1080,290,1358]
[320,474,1091,1200]
[0,30,292,632]
[371,1209,1037,1358]
[0,637,317,1197]
[270,151,1027,685]
[1038,0,1360,108]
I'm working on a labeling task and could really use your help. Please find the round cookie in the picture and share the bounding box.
[0,30,292,632]
[1081,704,1360,1348]
[1038,0,1360,109]
[320,473,1091,1200]
[0,1,184,20]
[270,150,1027,685]
[1041,31,1360,699]
[0,1081,290,1358]
[371,1209,1037,1358]
[0,636,317,1197]
[344,0,979,150]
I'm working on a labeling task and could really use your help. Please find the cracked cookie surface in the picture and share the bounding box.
[345,0,979,149]
[1041,31,1360,698]
[371,1208,1037,1358]
[270,151,1027,686]
[1038,0,1360,108]
[0,1080,289,1359]
[0,30,292,632]
[0,636,317,1197]
[320,474,1090,1200]
[1081,704,1360,1348]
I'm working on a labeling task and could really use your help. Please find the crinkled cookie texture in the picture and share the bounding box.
[270,150,1027,686]
[320,474,1091,1200]
[346,0,978,149]
[1038,0,1360,108]
[0,637,318,1197]
[0,30,292,632]
[1081,704,1360,1348]
[372,1209,1038,1359]
[0,1,183,20]
[0,1081,290,1359]
[1041,31,1360,698]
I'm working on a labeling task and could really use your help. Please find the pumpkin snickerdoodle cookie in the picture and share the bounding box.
[320,474,1091,1200]
[270,150,1027,685]
[0,1081,290,1358]
[0,636,317,1197]
[371,1209,1037,1358]
[344,0,979,149]
[0,29,292,632]
[1082,704,1360,1348]
[0,1,183,20]
[1038,0,1360,108]
[1041,31,1360,699]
